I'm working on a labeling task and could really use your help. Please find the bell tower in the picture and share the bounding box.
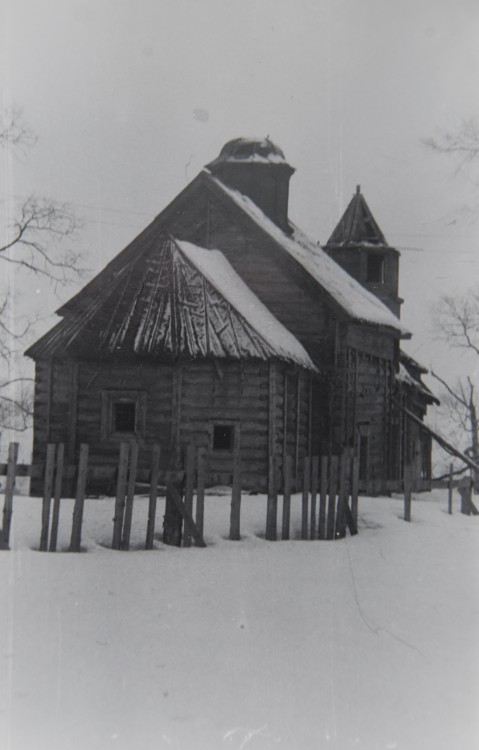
[324,186,403,317]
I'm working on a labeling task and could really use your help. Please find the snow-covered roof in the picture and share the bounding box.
[396,363,439,404]
[206,172,409,336]
[206,137,289,167]
[176,240,316,370]
[326,186,388,247]
[27,236,316,371]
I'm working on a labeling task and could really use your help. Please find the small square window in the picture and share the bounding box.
[213,424,234,451]
[366,254,384,283]
[114,401,136,432]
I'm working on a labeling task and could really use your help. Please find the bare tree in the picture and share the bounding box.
[423,118,479,171]
[0,108,83,432]
[431,290,479,485]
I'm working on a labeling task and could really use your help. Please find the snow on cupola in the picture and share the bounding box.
[206,137,295,234]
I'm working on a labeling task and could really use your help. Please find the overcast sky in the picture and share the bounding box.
[1,0,479,399]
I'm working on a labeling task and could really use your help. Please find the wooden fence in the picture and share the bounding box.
[1,441,361,552]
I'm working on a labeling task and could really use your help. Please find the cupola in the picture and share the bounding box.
[206,138,295,233]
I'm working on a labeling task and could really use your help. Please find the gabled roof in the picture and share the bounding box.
[50,167,408,342]
[206,172,409,336]
[26,237,316,371]
[326,186,388,247]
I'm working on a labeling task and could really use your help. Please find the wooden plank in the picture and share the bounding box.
[266,363,278,541]
[1,442,19,549]
[183,444,195,548]
[112,442,130,550]
[145,444,161,550]
[295,373,301,476]
[49,443,65,552]
[310,456,318,540]
[70,444,89,552]
[351,455,360,526]
[268,363,277,498]
[196,448,206,538]
[301,456,310,540]
[404,465,412,522]
[166,480,206,548]
[39,443,56,552]
[265,457,278,541]
[230,427,241,541]
[121,441,139,551]
[282,371,288,482]
[327,455,338,540]
[69,362,79,459]
[319,455,328,540]
[282,455,292,541]
[335,451,349,539]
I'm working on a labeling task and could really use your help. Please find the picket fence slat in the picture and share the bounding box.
[121,441,139,551]
[70,444,89,552]
[1,442,19,549]
[145,444,161,550]
[112,443,130,550]
[49,443,65,552]
[40,444,56,552]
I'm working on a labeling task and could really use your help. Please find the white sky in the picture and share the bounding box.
[1,0,479,397]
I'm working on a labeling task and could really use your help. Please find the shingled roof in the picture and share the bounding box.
[326,186,388,247]
[26,237,316,371]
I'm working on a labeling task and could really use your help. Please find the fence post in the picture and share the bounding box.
[145,444,161,550]
[310,456,318,540]
[351,454,359,526]
[404,465,412,522]
[336,451,349,539]
[230,428,241,541]
[196,448,206,539]
[1,442,19,549]
[70,444,89,552]
[183,445,195,548]
[282,455,292,540]
[40,444,56,552]
[112,442,130,550]
[49,443,65,552]
[121,441,139,551]
[327,455,338,540]
[319,455,328,540]
[265,458,278,541]
[301,456,310,540]
[448,463,453,515]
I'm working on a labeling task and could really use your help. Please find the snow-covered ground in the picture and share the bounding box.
[1,488,478,750]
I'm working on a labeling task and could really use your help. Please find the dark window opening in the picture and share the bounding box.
[114,401,136,433]
[366,254,384,283]
[213,424,234,451]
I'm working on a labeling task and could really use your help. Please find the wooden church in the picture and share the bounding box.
[26,137,437,494]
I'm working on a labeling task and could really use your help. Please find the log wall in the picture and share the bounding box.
[30,357,312,494]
